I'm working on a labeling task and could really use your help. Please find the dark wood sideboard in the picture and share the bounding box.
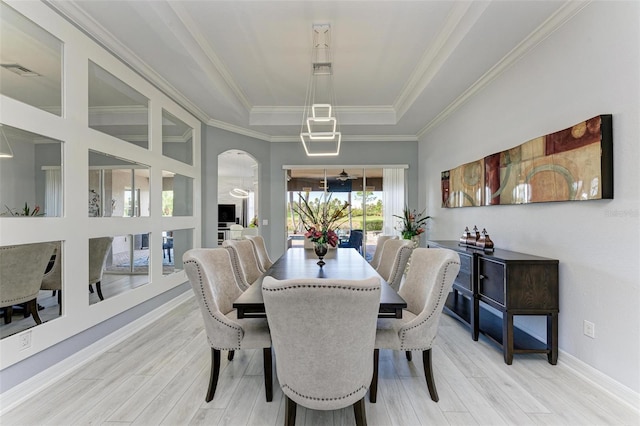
[428,240,559,365]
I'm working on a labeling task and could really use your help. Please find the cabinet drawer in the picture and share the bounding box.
[478,258,505,306]
[454,253,473,291]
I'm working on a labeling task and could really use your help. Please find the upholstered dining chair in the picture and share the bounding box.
[89,237,114,301]
[222,239,264,289]
[40,241,62,315]
[229,224,244,240]
[369,235,398,270]
[375,239,414,292]
[1,242,55,325]
[245,235,274,271]
[338,229,364,254]
[370,248,460,403]
[183,248,273,403]
[262,276,381,426]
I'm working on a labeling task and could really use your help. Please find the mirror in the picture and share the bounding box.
[92,234,149,304]
[0,124,63,217]
[217,150,259,244]
[88,61,149,148]
[89,150,150,217]
[162,171,194,217]
[162,228,193,276]
[162,110,193,165]
[0,2,63,116]
[1,240,63,338]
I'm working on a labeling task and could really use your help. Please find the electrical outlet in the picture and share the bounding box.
[19,330,32,350]
[583,320,595,338]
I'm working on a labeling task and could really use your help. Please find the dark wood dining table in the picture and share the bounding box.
[234,247,407,319]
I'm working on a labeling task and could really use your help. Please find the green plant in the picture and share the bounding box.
[394,205,430,239]
[3,203,44,216]
[292,192,350,246]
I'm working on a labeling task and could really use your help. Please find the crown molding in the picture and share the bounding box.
[44,0,212,125]
[206,118,272,142]
[394,1,488,120]
[270,134,417,143]
[417,0,592,139]
[250,105,396,126]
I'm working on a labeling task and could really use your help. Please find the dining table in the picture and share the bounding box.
[233,247,407,319]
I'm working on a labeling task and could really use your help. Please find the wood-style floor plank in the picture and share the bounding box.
[2,296,639,426]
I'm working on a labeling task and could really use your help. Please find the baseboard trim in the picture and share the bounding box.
[0,291,194,415]
[558,349,640,413]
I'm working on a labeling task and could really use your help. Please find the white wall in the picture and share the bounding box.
[419,2,639,392]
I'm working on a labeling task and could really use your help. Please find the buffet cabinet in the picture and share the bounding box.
[428,241,559,365]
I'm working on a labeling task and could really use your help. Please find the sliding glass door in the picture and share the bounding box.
[285,166,402,260]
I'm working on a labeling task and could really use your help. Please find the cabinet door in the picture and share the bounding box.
[478,258,505,306]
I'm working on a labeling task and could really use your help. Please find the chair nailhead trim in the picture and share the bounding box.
[282,384,367,402]
[262,284,379,292]
[399,261,460,351]
[184,259,243,349]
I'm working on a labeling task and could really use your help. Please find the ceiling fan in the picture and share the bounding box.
[336,169,357,182]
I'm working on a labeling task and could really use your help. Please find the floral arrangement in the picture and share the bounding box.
[293,193,350,247]
[394,205,430,239]
[3,203,44,216]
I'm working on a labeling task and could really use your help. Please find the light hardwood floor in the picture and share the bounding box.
[2,296,638,426]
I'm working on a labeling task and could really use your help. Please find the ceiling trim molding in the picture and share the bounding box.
[270,134,417,143]
[417,0,592,139]
[393,1,488,120]
[250,105,397,126]
[206,118,272,142]
[44,0,212,125]
[165,2,252,113]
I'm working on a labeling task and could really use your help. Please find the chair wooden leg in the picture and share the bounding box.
[285,396,297,426]
[206,348,221,402]
[96,281,104,300]
[58,290,62,315]
[369,348,379,403]
[3,306,13,324]
[27,299,42,325]
[263,347,273,402]
[228,350,235,361]
[423,349,439,402]
[353,397,367,426]
[89,284,94,293]
[406,350,412,361]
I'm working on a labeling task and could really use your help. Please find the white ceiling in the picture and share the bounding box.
[40,1,583,143]
[3,0,586,146]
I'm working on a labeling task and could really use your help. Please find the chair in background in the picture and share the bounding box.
[229,224,244,240]
[40,241,62,315]
[183,248,272,403]
[241,227,258,237]
[162,232,173,262]
[1,242,55,325]
[338,229,364,254]
[370,248,460,403]
[369,235,398,270]
[262,276,380,426]
[245,235,274,271]
[374,239,414,292]
[222,239,264,289]
[89,237,114,301]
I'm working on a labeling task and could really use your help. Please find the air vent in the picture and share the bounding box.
[1,63,41,77]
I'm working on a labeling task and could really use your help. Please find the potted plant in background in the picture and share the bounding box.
[293,192,350,266]
[394,205,430,246]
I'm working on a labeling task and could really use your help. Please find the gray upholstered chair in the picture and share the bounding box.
[183,248,272,403]
[375,239,414,292]
[245,235,274,271]
[1,242,55,325]
[40,241,62,314]
[222,239,264,289]
[262,276,381,426]
[369,235,398,270]
[89,237,113,301]
[370,248,460,403]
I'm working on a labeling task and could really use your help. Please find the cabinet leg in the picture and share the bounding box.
[547,313,558,365]
[471,297,480,341]
[503,312,514,365]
